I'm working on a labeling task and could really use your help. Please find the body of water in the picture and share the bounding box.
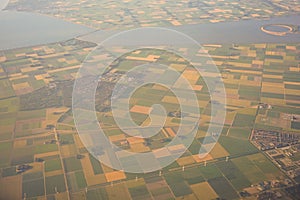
[79,15,300,45]
[0,11,299,51]
[0,11,93,50]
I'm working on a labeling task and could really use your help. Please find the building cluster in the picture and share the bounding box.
[252,129,300,151]
[252,130,300,182]
[241,179,292,199]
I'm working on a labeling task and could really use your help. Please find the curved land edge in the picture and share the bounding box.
[261,24,299,36]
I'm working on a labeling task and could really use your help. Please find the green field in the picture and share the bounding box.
[35,144,58,154]
[22,178,45,198]
[0,79,15,99]
[89,154,103,174]
[75,171,87,189]
[63,157,82,172]
[45,159,62,172]
[227,127,252,139]
[216,161,251,191]
[208,177,239,199]
[232,155,270,184]
[11,146,34,165]
[87,188,108,200]
[0,142,13,168]
[164,171,192,197]
[45,174,66,194]
[218,136,258,156]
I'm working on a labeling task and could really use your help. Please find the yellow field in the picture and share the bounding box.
[260,97,285,106]
[263,74,283,79]
[165,127,176,137]
[152,84,169,91]
[227,98,251,108]
[182,69,200,83]
[264,59,283,64]
[190,182,218,200]
[210,143,230,159]
[130,143,150,153]
[252,60,264,65]
[12,82,30,90]
[237,107,257,115]
[34,151,59,160]
[254,44,267,48]
[284,81,300,86]
[262,82,284,94]
[130,105,152,115]
[60,144,77,158]
[162,96,179,104]
[9,74,29,81]
[105,182,131,200]
[45,170,64,177]
[48,65,80,73]
[74,134,85,150]
[167,144,186,153]
[193,85,203,91]
[126,178,145,188]
[230,69,262,75]
[105,171,126,182]
[289,67,300,72]
[285,89,300,95]
[193,154,213,163]
[43,107,69,128]
[170,63,187,71]
[197,100,209,108]
[161,128,169,138]
[109,134,126,142]
[177,156,195,166]
[101,163,115,173]
[80,154,107,186]
[55,192,69,200]
[21,67,37,73]
[153,147,171,158]
[13,139,27,148]
[227,62,252,68]
[226,88,238,95]
[127,137,144,145]
[170,20,182,26]
[125,55,159,62]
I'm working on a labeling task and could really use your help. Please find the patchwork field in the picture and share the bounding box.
[0,41,299,199]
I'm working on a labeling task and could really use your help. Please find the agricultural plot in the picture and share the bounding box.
[0,41,299,199]
[67,171,87,191]
[105,182,131,200]
[218,136,258,156]
[216,161,251,191]
[0,79,15,99]
[0,176,22,200]
[190,182,218,200]
[145,176,174,199]
[231,154,278,184]
[45,158,62,172]
[45,174,66,195]
[7,0,300,30]
[227,127,252,139]
[164,171,192,197]
[22,178,45,198]
[208,176,239,199]
[11,145,35,165]
[63,157,83,172]
[86,188,108,200]
[0,141,13,168]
